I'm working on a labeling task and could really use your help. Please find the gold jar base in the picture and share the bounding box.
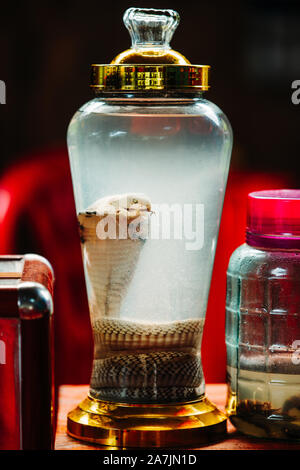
[67,394,227,448]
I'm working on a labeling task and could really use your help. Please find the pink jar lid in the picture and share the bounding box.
[246,189,300,249]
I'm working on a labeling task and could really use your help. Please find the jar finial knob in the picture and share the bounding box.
[111,7,190,65]
[123,7,180,50]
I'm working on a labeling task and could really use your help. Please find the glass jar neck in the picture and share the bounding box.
[93,91,204,105]
[246,231,300,251]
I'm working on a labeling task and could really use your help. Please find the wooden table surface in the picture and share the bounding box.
[55,384,300,450]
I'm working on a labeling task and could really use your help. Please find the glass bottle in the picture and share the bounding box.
[67,7,233,447]
[226,190,300,440]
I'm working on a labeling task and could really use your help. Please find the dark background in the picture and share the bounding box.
[0,0,300,175]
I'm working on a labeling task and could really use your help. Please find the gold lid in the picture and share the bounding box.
[91,8,210,94]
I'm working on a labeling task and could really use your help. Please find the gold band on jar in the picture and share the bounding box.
[90,64,210,93]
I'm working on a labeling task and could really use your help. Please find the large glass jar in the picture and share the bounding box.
[67,8,232,448]
[226,190,300,440]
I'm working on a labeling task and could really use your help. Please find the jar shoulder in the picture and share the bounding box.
[69,97,231,127]
[67,98,233,147]
[228,243,300,278]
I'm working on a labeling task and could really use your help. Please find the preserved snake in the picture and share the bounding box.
[78,194,204,403]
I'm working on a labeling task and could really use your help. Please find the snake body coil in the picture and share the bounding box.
[91,317,204,402]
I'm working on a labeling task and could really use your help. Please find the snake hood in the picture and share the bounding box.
[78,193,152,322]
[85,193,152,218]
